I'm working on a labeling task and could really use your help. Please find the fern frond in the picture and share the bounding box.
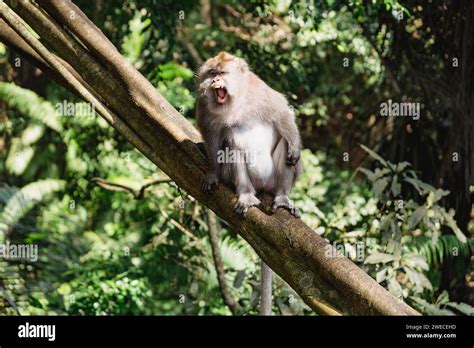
[0,179,65,243]
[5,138,35,176]
[409,235,473,268]
[0,82,62,132]
[219,236,256,272]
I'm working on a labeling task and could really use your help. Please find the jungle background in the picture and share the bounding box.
[0,0,473,315]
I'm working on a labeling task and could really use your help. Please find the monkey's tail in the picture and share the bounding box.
[260,260,273,315]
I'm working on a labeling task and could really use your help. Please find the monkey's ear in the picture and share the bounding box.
[197,65,207,78]
[237,58,249,72]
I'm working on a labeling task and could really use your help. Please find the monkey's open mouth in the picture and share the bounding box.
[215,87,227,103]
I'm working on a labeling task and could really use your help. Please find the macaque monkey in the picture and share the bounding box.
[196,52,302,315]
[196,51,301,217]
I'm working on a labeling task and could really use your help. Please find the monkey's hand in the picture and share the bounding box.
[203,172,219,192]
[286,146,300,166]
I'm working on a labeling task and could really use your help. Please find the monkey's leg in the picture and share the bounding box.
[260,261,273,315]
[271,138,301,218]
[232,161,261,215]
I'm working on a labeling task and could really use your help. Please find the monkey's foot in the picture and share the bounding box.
[235,193,261,216]
[271,195,300,218]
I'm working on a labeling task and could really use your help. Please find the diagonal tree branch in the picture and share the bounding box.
[0,0,419,315]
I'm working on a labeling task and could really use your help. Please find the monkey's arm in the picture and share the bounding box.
[274,108,301,165]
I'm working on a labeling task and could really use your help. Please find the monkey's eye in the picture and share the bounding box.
[209,69,227,76]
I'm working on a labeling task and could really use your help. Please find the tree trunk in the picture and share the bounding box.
[260,261,273,315]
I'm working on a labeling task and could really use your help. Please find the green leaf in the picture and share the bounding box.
[360,144,388,167]
[391,175,401,196]
[364,252,395,264]
[410,297,455,315]
[387,277,403,298]
[0,180,65,243]
[436,290,450,305]
[376,267,387,282]
[408,206,427,229]
[427,188,450,205]
[373,178,389,197]
[358,167,374,181]
[404,177,436,195]
[373,168,391,181]
[396,161,411,172]
[446,302,474,315]
[5,139,35,176]
[417,272,433,292]
[0,82,62,132]
[404,267,423,293]
[121,13,151,69]
[403,253,429,271]
[440,209,467,243]
[158,62,194,81]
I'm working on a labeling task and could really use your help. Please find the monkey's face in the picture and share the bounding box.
[210,71,229,104]
[198,52,249,109]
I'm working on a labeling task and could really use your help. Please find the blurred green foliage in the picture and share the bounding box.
[0,0,472,316]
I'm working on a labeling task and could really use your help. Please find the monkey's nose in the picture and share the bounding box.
[212,77,223,88]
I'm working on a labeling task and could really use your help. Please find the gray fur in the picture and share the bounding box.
[196,52,301,217]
